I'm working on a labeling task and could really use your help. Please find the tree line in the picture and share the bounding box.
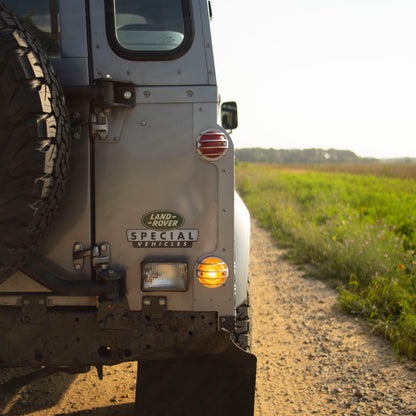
[235,148,415,164]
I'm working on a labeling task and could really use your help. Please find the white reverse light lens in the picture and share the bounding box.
[142,262,187,292]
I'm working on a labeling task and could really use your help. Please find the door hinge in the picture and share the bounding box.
[63,77,136,142]
[73,242,111,271]
[89,78,136,142]
[64,78,136,108]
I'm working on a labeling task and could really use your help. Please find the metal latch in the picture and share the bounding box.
[90,110,110,141]
[73,242,111,271]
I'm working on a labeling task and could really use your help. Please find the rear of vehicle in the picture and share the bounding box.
[0,0,255,413]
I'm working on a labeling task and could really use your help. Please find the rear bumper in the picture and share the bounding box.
[0,296,223,368]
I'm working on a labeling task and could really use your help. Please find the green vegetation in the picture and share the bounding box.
[237,163,416,359]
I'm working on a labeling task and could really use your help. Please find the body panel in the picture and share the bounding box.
[234,192,250,306]
[89,0,215,86]
[0,0,251,365]
[89,0,236,316]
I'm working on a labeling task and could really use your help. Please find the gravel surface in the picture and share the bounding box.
[1,220,416,415]
[251,221,416,416]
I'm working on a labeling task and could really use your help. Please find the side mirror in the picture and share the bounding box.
[221,101,238,130]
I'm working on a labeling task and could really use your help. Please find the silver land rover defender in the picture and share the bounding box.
[0,0,256,414]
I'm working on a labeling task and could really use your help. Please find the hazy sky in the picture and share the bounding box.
[210,0,416,159]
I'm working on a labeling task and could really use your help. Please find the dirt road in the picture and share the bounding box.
[1,220,416,415]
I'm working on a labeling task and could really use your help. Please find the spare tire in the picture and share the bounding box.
[0,3,71,283]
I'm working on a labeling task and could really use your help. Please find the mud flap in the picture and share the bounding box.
[135,333,257,416]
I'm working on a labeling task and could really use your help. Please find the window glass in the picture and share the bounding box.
[3,0,61,57]
[114,0,186,52]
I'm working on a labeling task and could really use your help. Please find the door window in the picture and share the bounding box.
[3,0,61,57]
[106,0,193,60]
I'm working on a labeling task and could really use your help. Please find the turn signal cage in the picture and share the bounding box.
[197,256,229,288]
[196,129,229,161]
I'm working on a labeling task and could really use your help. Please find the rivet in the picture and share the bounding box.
[123,91,132,100]
[75,264,82,270]
[140,121,147,127]
[143,297,152,306]
[100,244,107,252]
[143,90,151,97]
[74,243,82,251]
[186,90,193,97]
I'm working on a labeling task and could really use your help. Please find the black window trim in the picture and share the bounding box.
[105,0,194,61]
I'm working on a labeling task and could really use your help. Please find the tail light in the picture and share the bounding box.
[197,256,229,288]
[196,129,229,161]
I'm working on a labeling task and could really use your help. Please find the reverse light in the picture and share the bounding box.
[197,257,229,288]
[196,129,229,161]
[142,262,187,291]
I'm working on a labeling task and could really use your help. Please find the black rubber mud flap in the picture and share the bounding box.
[135,334,257,416]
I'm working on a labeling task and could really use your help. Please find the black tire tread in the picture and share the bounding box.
[232,288,252,352]
[0,2,70,282]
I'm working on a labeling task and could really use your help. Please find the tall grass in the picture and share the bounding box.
[237,163,416,359]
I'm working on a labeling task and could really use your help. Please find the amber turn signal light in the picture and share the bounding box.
[197,256,229,288]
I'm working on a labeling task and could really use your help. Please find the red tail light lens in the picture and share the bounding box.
[196,130,229,161]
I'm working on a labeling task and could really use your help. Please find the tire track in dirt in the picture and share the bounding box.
[1,220,416,415]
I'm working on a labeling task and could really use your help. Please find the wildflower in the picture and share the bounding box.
[397,264,405,270]
[361,206,367,212]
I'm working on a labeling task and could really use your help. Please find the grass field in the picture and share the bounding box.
[236,163,416,359]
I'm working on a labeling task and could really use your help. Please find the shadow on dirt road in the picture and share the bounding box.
[0,368,76,415]
[55,403,135,415]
